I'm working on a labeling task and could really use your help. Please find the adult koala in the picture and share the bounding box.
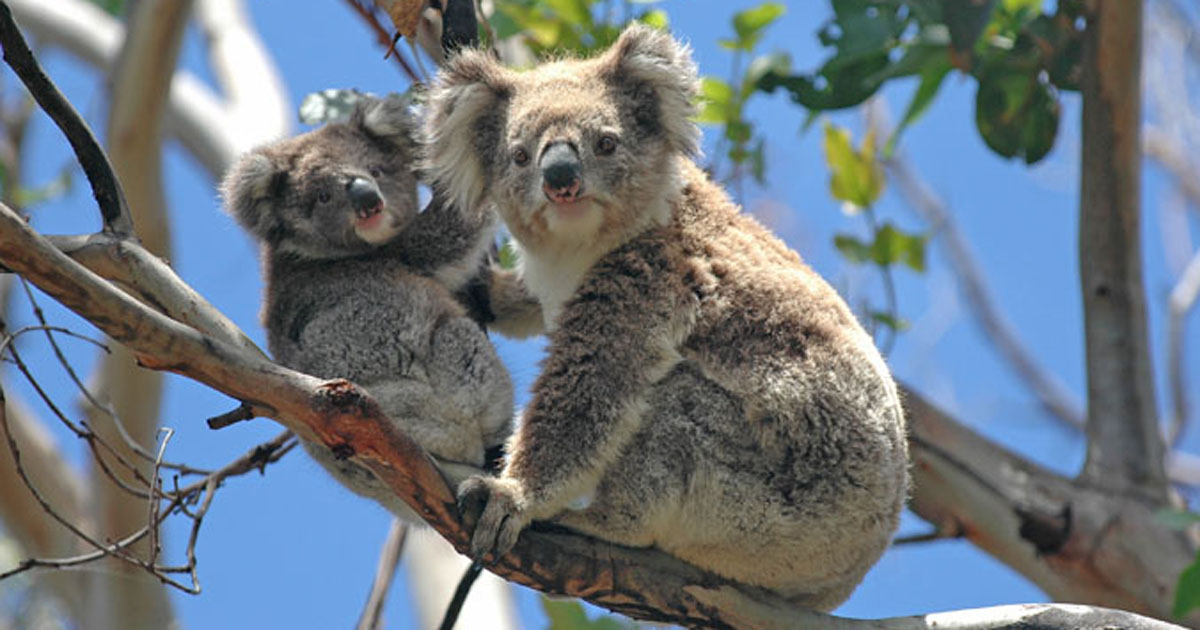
[424,25,909,610]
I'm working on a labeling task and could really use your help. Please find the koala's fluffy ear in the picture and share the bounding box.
[423,50,514,215]
[600,24,700,157]
[353,94,418,153]
[221,150,287,243]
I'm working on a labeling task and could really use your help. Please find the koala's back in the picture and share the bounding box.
[553,162,908,610]
[266,253,513,496]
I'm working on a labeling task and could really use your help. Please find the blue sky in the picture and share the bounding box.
[4,1,1198,628]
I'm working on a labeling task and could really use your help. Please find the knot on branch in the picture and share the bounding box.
[314,379,380,418]
[1017,504,1072,556]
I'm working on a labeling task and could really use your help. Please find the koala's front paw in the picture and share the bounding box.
[457,476,529,563]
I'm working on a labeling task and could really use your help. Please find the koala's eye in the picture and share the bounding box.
[596,135,618,156]
[368,166,383,178]
[317,190,332,204]
[512,147,530,167]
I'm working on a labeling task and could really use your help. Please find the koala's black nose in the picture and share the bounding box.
[348,177,383,216]
[540,143,582,203]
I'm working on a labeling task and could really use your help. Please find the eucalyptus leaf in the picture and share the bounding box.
[1175,550,1200,619]
[298,89,367,125]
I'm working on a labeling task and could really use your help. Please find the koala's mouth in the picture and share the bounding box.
[353,202,400,244]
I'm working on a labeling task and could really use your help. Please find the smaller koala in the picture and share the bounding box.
[221,95,514,519]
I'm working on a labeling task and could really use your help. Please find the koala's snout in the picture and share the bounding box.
[348,177,383,217]
[541,142,583,203]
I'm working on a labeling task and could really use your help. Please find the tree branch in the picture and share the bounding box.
[883,146,1085,430]
[357,519,407,630]
[905,388,1196,623]
[1077,0,1169,501]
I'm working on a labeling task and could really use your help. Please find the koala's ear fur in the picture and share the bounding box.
[221,150,287,242]
[423,50,514,215]
[354,94,418,152]
[600,24,700,157]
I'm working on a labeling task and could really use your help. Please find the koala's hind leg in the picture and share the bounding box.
[426,315,515,454]
[551,362,742,547]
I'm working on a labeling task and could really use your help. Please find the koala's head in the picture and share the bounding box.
[222,96,420,260]
[424,24,699,252]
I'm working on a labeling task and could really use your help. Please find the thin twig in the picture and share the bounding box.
[357,518,409,630]
[206,402,255,430]
[344,0,420,81]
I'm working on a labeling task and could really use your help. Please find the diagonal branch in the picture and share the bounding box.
[0,197,1184,630]
[884,150,1085,430]
[1077,0,1168,501]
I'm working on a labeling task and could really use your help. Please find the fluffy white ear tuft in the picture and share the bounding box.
[422,49,514,216]
[602,23,701,157]
[220,150,284,240]
[356,94,418,149]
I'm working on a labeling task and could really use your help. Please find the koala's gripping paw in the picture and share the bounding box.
[457,476,529,563]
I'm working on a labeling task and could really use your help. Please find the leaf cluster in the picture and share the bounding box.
[758,0,1085,163]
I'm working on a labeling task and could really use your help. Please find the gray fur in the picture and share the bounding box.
[221,95,513,519]
[428,25,909,610]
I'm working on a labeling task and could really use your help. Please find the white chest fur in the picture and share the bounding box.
[517,244,600,330]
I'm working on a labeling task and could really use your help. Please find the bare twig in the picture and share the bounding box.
[357,519,408,630]
[344,0,420,82]
[206,403,255,430]
[0,2,131,235]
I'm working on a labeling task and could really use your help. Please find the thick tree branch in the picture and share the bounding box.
[1078,0,1168,500]
[0,197,1181,629]
[906,388,1196,624]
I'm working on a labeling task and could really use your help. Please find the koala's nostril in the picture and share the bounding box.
[540,143,582,194]
[348,177,383,214]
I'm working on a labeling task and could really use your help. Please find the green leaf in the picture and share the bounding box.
[885,58,952,156]
[1175,550,1200,619]
[743,52,792,100]
[1002,0,1042,15]
[974,67,1060,164]
[725,119,752,144]
[822,123,884,208]
[638,9,669,30]
[834,234,873,264]
[749,138,767,184]
[87,0,125,15]
[542,597,630,630]
[1157,509,1200,530]
[545,0,592,28]
[697,77,734,124]
[298,89,367,125]
[732,3,786,50]
[871,224,927,271]
[944,0,998,53]
[498,238,519,270]
[871,311,910,331]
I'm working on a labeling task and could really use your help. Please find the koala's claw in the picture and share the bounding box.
[457,476,527,564]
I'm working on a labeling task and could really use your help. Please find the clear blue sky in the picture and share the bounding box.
[6,1,1199,628]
